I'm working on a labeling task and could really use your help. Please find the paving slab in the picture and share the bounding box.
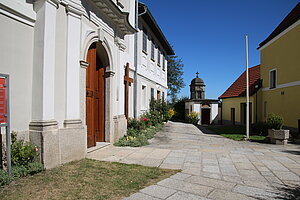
[140,185,177,199]
[166,191,211,200]
[87,121,300,200]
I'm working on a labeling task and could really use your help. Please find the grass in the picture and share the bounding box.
[0,159,179,200]
[207,126,266,141]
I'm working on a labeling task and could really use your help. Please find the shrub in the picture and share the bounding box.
[165,109,175,121]
[26,162,44,175]
[11,134,40,166]
[186,112,200,125]
[0,169,13,186]
[251,122,269,136]
[171,97,189,121]
[12,165,28,179]
[114,135,149,147]
[267,113,283,130]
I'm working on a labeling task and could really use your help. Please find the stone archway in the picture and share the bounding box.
[85,42,110,147]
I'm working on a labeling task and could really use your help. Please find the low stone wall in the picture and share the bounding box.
[29,120,86,169]
[113,115,127,143]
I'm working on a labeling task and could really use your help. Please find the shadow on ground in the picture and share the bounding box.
[280,150,300,155]
[274,185,300,200]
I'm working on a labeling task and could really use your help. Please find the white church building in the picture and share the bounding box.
[0,0,173,168]
[185,73,219,125]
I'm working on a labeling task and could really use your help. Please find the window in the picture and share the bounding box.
[231,108,235,125]
[151,88,154,99]
[270,69,276,89]
[142,28,147,53]
[157,90,161,100]
[142,85,146,109]
[162,92,165,101]
[162,56,165,71]
[264,101,267,117]
[151,40,155,61]
[157,48,161,66]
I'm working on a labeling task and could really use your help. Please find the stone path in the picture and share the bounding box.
[87,121,300,200]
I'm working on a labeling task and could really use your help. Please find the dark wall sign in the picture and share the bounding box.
[0,78,6,124]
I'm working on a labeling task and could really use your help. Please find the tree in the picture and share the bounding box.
[167,55,185,104]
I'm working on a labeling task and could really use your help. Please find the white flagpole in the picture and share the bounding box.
[245,34,250,139]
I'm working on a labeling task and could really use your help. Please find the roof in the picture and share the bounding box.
[191,77,204,85]
[258,2,300,49]
[219,65,261,99]
[139,3,174,55]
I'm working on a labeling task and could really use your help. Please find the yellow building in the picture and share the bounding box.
[219,65,261,125]
[258,2,300,131]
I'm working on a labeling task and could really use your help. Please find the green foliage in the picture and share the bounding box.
[267,113,284,130]
[0,162,44,186]
[116,100,169,147]
[171,97,189,121]
[167,55,185,103]
[251,122,269,136]
[0,132,44,186]
[11,132,39,166]
[0,169,13,186]
[12,165,28,179]
[165,109,175,121]
[114,135,149,147]
[26,162,44,175]
[186,112,200,125]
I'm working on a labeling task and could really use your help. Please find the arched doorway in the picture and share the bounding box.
[86,42,109,148]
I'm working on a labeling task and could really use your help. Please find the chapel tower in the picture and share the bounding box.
[190,72,205,100]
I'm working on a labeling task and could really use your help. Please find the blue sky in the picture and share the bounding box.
[141,0,299,99]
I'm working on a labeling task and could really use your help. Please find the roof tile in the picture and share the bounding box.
[219,65,261,99]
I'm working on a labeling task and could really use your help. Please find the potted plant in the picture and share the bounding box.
[267,114,289,145]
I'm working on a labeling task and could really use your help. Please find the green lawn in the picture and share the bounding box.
[207,126,266,141]
[0,159,179,200]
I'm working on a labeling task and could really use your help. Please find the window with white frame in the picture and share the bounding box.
[151,88,154,99]
[270,69,276,89]
[157,48,161,66]
[162,91,165,101]
[142,28,147,53]
[151,40,155,61]
[141,85,147,109]
[162,56,165,71]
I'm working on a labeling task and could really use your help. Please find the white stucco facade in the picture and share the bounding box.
[0,0,172,168]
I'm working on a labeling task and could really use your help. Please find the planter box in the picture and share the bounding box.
[268,129,289,145]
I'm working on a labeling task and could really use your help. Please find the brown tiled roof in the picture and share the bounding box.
[258,2,300,49]
[219,65,261,99]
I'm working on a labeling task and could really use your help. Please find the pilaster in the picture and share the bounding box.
[30,0,60,169]
[31,0,59,120]
[64,3,83,124]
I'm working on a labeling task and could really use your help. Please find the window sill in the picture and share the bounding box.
[142,50,148,55]
[157,64,161,67]
[269,86,276,89]
[151,58,155,62]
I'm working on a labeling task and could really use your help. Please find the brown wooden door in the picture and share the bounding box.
[201,109,210,125]
[86,44,105,148]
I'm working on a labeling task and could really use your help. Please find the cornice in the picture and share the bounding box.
[90,0,136,35]
[114,36,126,51]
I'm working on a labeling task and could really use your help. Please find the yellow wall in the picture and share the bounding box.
[221,96,257,125]
[260,22,300,128]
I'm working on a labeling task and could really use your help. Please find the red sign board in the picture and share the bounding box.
[0,78,6,124]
